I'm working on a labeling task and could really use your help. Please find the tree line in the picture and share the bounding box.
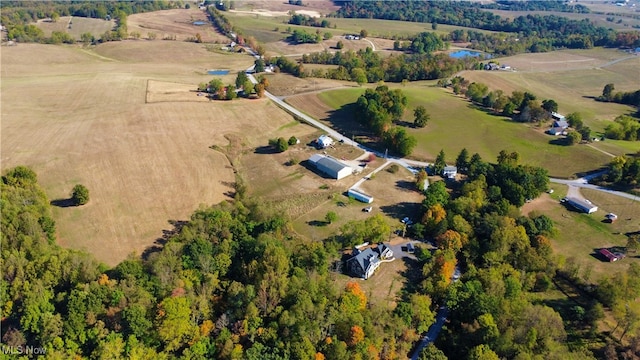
[288,13,332,28]
[440,75,593,144]
[280,47,477,83]
[598,83,640,114]
[332,1,640,52]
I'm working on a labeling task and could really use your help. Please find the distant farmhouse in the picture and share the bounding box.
[345,34,360,40]
[316,134,334,149]
[565,196,598,214]
[309,154,352,180]
[347,188,374,203]
[346,243,393,279]
[443,166,457,179]
[547,113,569,136]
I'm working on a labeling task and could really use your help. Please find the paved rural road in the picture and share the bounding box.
[411,306,450,360]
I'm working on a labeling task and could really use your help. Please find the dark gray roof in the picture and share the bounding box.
[553,120,568,128]
[348,248,379,273]
[316,156,350,174]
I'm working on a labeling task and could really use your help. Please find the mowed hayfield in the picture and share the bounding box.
[35,16,115,39]
[1,41,298,266]
[127,8,229,43]
[287,84,613,177]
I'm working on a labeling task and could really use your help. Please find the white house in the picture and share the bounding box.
[309,154,352,180]
[317,135,334,149]
[443,166,457,179]
[346,248,381,279]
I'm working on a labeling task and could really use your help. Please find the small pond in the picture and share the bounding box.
[193,21,207,26]
[449,50,492,59]
[207,70,230,75]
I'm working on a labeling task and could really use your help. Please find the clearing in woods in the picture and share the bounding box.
[0,42,296,266]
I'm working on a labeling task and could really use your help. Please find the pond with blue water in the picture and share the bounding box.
[449,50,492,59]
[193,21,207,26]
[208,70,230,75]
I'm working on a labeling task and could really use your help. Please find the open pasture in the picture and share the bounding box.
[288,84,614,177]
[460,48,640,139]
[35,16,116,39]
[262,72,353,97]
[523,185,640,279]
[127,8,229,42]
[1,42,292,265]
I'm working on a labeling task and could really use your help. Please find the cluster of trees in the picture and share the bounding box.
[296,48,476,83]
[288,13,331,28]
[1,166,423,359]
[408,32,447,54]
[598,83,640,112]
[405,150,605,359]
[605,115,640,141]
[444,76,561,123]
[268,136,297,153]
[287,29,329,44]
[198,73,267,100]
[354,85,417,156]
[333,1,639,53]
[600,155,640,188]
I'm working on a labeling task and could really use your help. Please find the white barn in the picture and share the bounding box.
[565,197,598,214]
[347,188,374,203]
[309,154,352,180]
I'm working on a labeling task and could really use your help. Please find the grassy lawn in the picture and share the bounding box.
[523,184,640,280]
[313,83,614,178]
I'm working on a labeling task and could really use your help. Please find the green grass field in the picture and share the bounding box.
[226,11,501,47]
[316,84,614,177]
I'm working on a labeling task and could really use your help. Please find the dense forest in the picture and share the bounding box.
[479,0,591,13]
[0,1,181,27]
[332,1,640,51]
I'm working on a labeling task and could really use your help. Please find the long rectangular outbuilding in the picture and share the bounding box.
[347,188,374,203]
[565,196,598,214]
[309,154,353,180]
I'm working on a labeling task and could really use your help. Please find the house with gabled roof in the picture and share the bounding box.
[374,243,393,259]
[346,247,381,279]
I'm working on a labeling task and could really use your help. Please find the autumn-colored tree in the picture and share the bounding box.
[422,203,446,235]
[348,325,365,347]
[416,169,428,191]
[343,281,367,311]
[315,352,326,360]
[436,229,464,252]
